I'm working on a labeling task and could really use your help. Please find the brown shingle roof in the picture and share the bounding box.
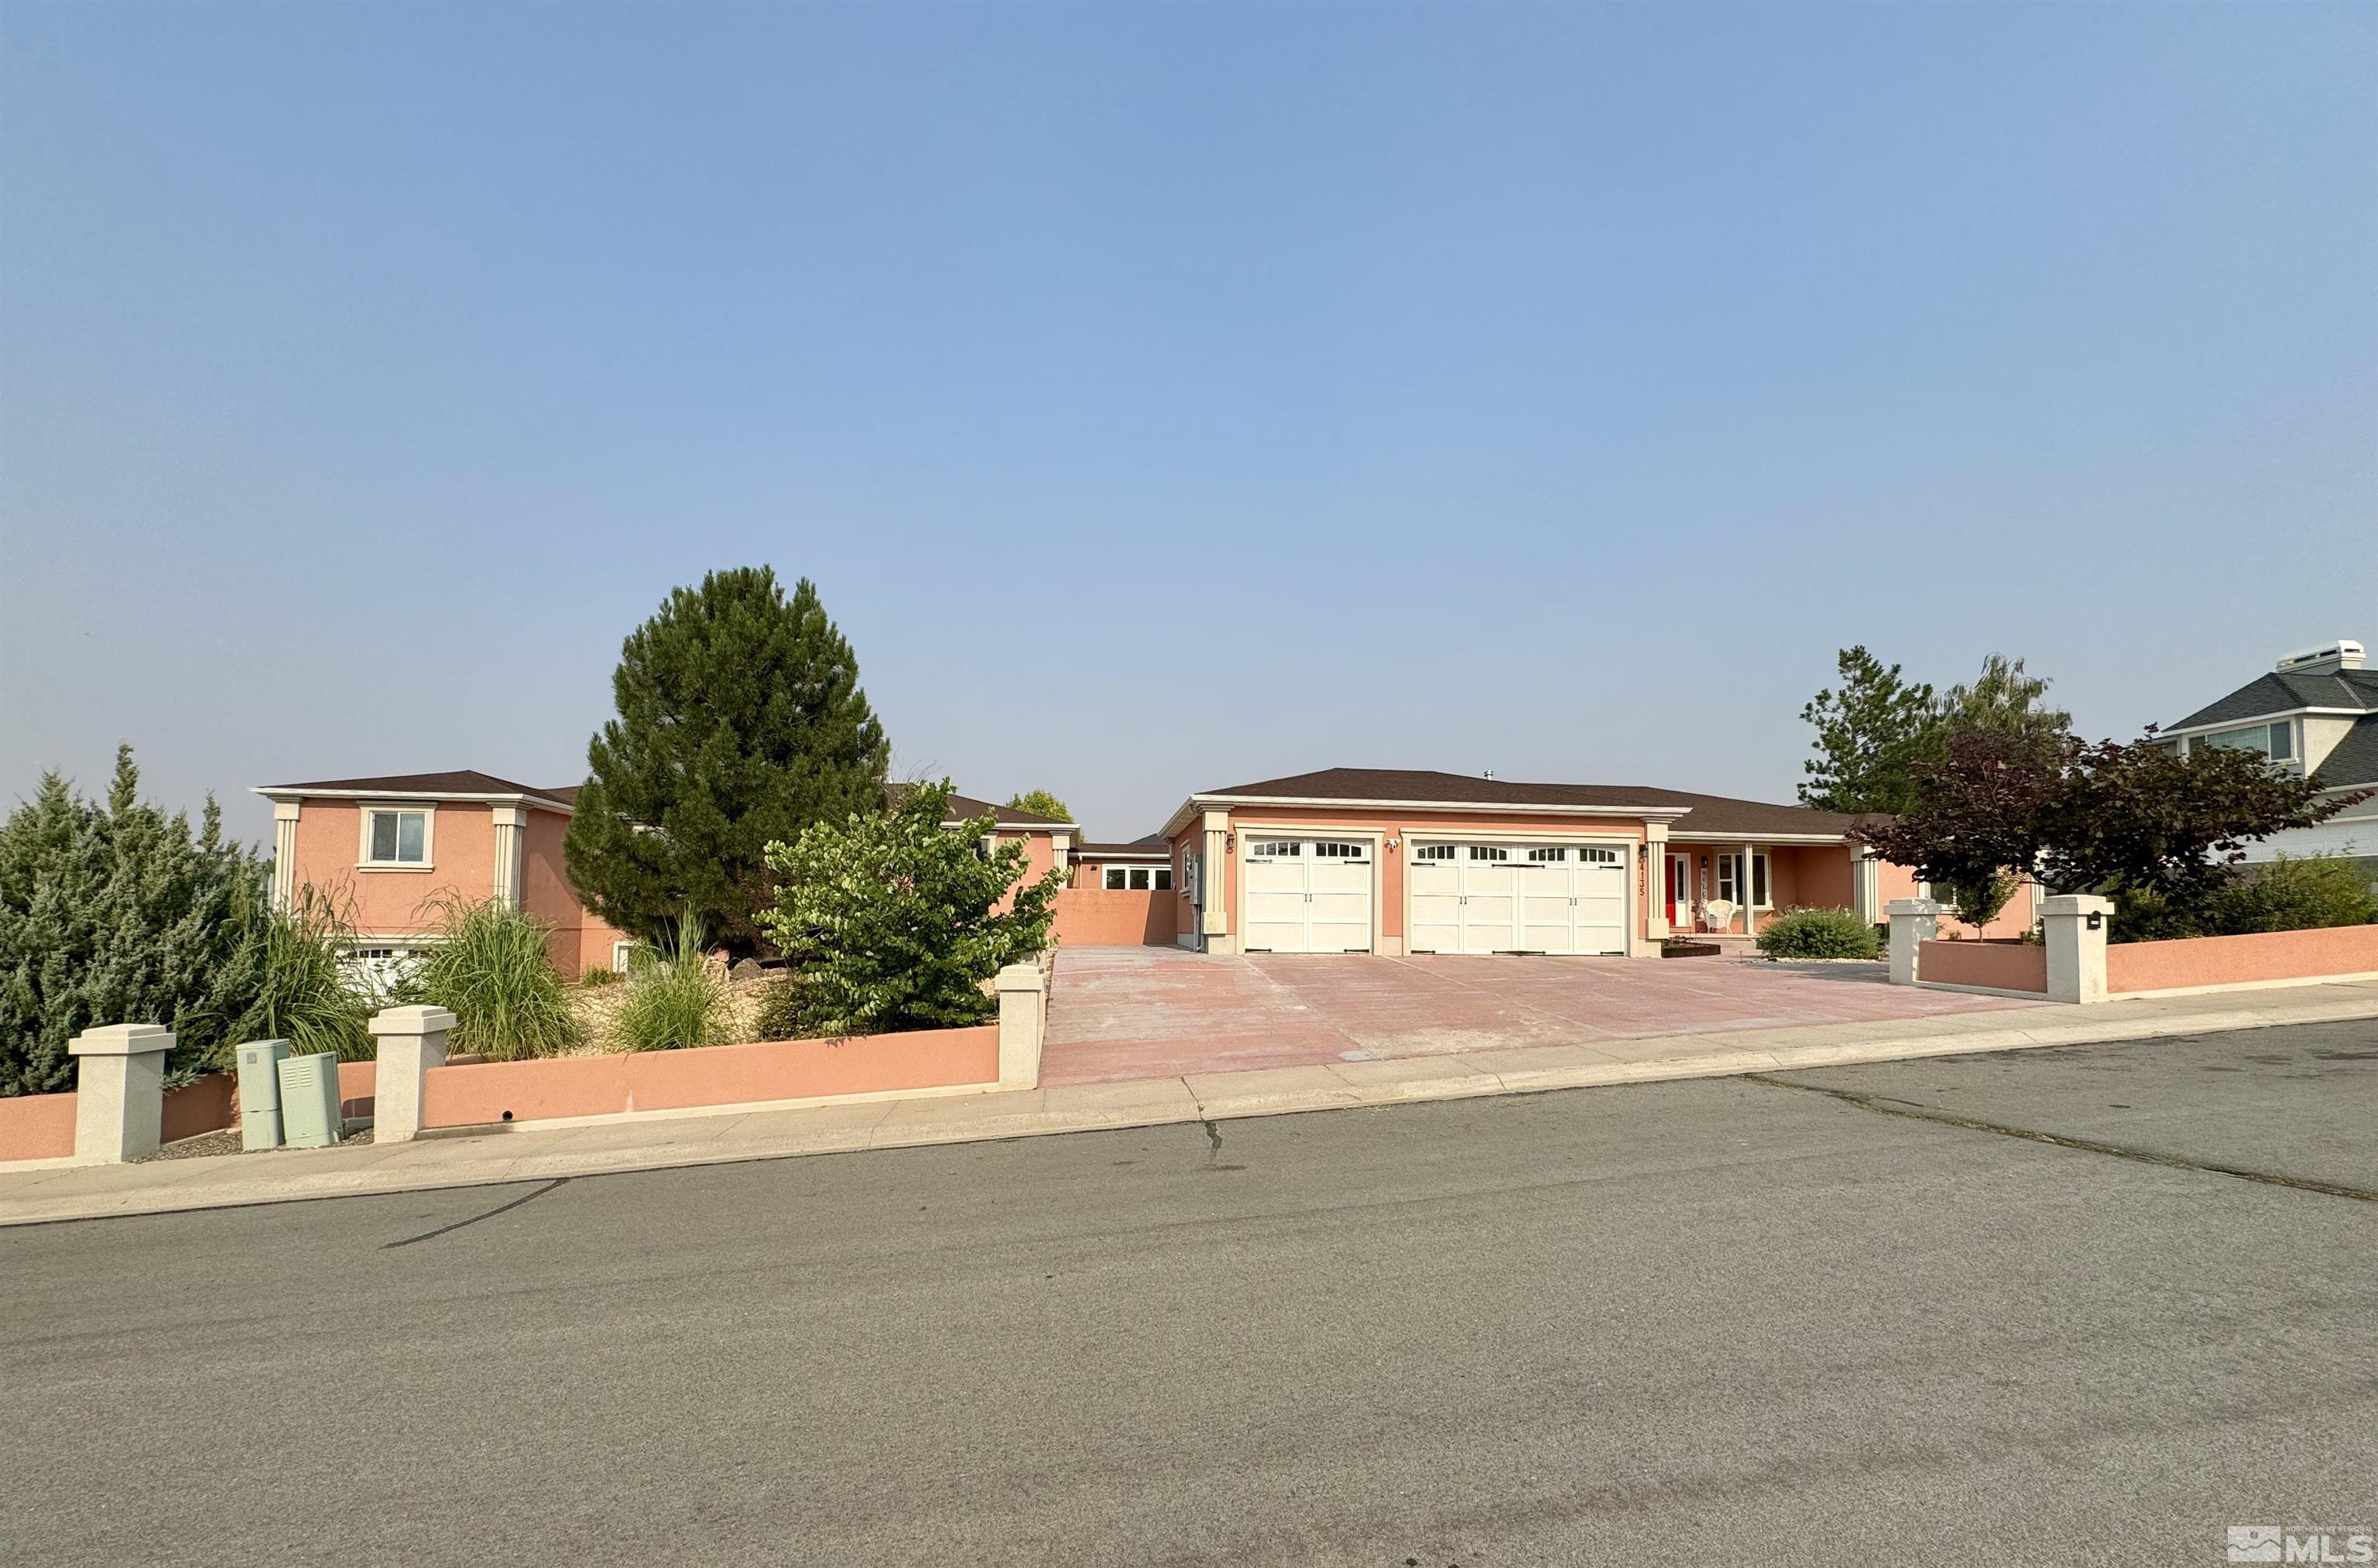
[1197,767,1866,839]
[262,769,570,801]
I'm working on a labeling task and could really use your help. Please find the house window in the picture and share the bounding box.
[362,807,430,866]
[2199,721,2293,761]
[1105,867,1129,890]
[1717,853,1770,906]
[1104,865,1174,891]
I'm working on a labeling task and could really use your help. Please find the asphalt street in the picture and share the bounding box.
[4,1021,2373,1566]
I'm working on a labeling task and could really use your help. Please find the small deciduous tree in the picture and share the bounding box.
[759,780,1065,1037]
[1938,653,2071,744]
[1006,789,1073,823]
[566,568,891,959]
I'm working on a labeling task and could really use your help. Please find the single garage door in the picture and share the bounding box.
[1243,838,1373,953]
[1408,843,1629,955]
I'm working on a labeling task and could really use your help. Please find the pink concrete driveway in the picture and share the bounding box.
[1041,947,2043,1086]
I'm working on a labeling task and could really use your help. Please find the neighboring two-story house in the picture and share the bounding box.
[2154,638,2378,882]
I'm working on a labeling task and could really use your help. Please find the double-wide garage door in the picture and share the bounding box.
[1409,843,1629,956]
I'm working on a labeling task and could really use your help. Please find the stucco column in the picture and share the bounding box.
[67,1024,174,1162]
[369,1005,455,1142]
[995,964,1047,1089]
[1640,822,1670,950]
[1886,899,1941,986]
[270,799,302,912]
[490,805,528,910]
[1847,844,1877,923]
[2040,894,2112,1005]
[1740,842,1756,934]
[1050,833,1071,877]
[1200,810,1235,955]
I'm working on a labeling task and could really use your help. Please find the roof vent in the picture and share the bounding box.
[2275,639,2365,676]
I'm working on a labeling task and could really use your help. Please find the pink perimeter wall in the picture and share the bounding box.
[2108,925,2378,995]
[420,1025,1001,1128]
[1918,940,2048,994]
[0,1090,77,1162]
[1053,888,1174,947]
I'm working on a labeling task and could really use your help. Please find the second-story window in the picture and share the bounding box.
[2198,721,2293,761]
[363,807,430,866]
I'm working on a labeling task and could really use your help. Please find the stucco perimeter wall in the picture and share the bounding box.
[289,799,498,934]
[0,1090,78,1161]
[1052,888,1174,947]
[420,1025,1001,1129]
[2107,924,2378,995]
[1919,940,2048,994]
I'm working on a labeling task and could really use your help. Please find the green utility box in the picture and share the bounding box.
[276,1052,343,1149]
[235,1039,292,1152]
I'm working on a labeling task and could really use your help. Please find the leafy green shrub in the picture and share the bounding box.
[0,748,262,1094]
[1755,906,1883,960]
[760,779,1064,1036]
[2108,885,2209,943]
[614,918,728,1052]
[2205,854,2377,933]
[404,895,584,1061]
[194,885,374,1063]
[755,978,808,1041]
[581,965,621,988]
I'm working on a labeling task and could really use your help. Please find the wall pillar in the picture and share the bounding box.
[270,799,302,912]
[1740,841,1757,934]
[490,805,527,910]
[368,1005,455,1142]
[67,1024,174,1162]
[995,964,1047,1089]
[1886,899,1941,986]
[2040,894,2113,1005]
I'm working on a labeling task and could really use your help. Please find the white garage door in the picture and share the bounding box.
[1243,838,1373,953]
[1408,843,1629,955]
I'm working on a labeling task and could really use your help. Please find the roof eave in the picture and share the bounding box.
[253,786,574,813]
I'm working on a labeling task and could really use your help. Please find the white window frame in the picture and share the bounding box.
[358,804,435,870]
[1717,852,1770,909]
[612,940,638,974]
[2196,721,2294,762]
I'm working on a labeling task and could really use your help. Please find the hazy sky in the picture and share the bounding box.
[3,3,2372,846]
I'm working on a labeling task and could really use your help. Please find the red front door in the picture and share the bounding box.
[1667,854,1691,928]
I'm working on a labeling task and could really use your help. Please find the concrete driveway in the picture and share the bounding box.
[1043,944,2042,1084]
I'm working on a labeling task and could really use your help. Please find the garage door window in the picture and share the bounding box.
[1414,844,1456,861]
[1468,845,1509,862]
[1313,841,1367,860]
[1527,847,1566,862]
[1252,840,1301,858]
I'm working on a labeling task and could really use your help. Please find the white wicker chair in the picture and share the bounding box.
[1701,898,1739,935]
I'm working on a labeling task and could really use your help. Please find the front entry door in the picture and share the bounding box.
[1667,854,1692,929]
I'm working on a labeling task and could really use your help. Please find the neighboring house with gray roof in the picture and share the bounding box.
[2154,637,2378,878]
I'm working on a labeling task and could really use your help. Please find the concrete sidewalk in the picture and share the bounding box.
[5,977,2375,1227]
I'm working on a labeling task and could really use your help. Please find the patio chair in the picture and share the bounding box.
[1702,899,1738,935]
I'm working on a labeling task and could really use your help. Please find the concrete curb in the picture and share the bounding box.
[4,981,2374,1227]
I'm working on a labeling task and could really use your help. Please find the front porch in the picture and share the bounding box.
[1659,838,1873,939]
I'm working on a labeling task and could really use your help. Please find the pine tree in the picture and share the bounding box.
[0,747,263,1094]
[565,568,892,958]
[1797,648,1938,814]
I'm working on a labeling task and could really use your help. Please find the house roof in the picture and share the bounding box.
[258,769,574,806]
[2311,717,2378,789]
[1183,767,1869,840]
[2166,669,2378,732]
[1078,836,1170,858]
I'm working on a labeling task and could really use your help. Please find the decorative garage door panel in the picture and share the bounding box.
[1409,844,1627,956]
[1244,839,1373,953]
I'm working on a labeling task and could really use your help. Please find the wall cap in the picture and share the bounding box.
[1885,899,1942,916]
[995,964,1046,994]
[2039,895,2115,916]
[369,1005,459,1036]
[68,1023,174,1057]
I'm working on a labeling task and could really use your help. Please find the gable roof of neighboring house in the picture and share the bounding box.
[2165,669,2378,732]
[1078,835,1171,858]
[1177,767,1872,840]
[2311,717,2378,789]
[257,770,576,809]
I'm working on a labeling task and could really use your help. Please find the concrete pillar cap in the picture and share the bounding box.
[369,1005,459,1036]
[995,964,1046,993]
[2038,893,2114,915]
[1884,899,1942,916]
[68,1023,174,1056]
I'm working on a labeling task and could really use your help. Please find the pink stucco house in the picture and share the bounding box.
[259,762,2009,971]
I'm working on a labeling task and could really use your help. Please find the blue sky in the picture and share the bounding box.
[3,3,2372,844]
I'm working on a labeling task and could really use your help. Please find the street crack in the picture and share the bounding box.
[1744,1074,2376,1203]
[383,1178,571,1248]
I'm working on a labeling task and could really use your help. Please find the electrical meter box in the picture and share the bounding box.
[235,1039,291,1152]
[276,1052,343,1149]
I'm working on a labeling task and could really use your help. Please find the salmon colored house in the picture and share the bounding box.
[255,771,635,984]
[1155,767,1952,957]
